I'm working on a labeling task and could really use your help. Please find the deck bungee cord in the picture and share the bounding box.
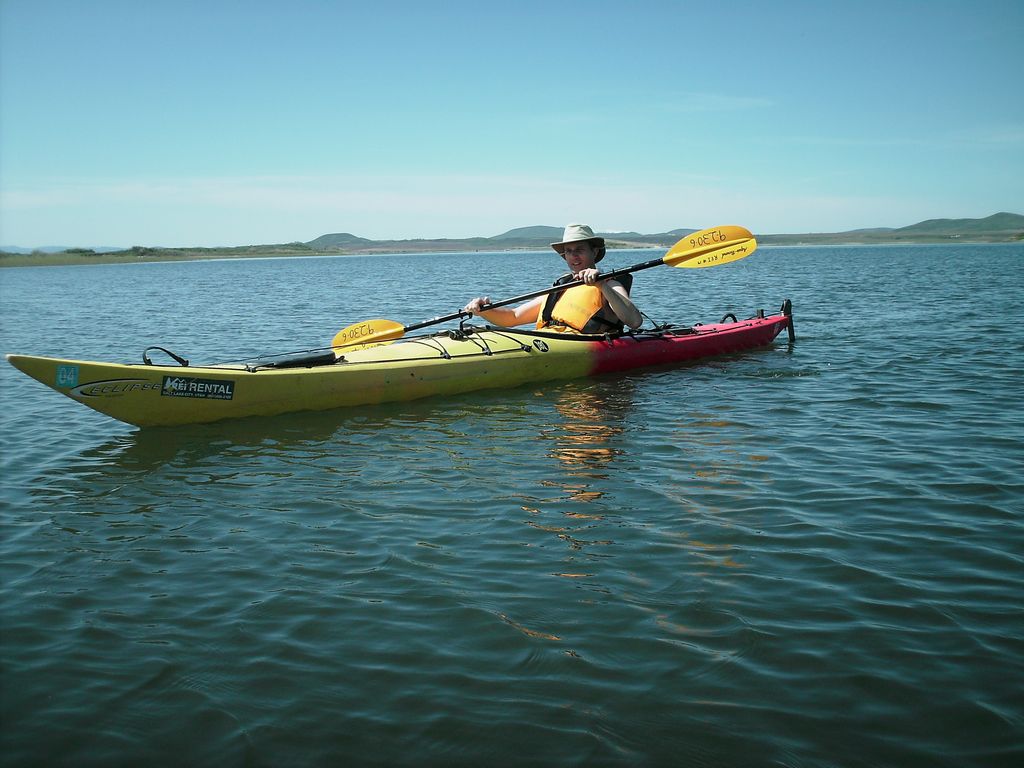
[133,296,795,376]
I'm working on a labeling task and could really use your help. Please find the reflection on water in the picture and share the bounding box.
[28,378,649,510]
[539,377,637,502]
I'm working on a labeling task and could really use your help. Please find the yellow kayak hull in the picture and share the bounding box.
[7,329,592,427]
[7,311,792,427]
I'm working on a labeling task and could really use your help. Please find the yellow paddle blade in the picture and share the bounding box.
[678,237,757,269]
[331,318,405,353]
[663,225,756,268]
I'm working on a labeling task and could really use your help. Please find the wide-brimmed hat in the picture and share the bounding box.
[551,223,606,261]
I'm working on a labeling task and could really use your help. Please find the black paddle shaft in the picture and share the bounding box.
[402,256,665,334]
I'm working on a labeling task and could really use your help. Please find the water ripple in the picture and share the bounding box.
[2,246,1022,766]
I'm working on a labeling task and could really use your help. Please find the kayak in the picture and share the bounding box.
[6,301,794,428]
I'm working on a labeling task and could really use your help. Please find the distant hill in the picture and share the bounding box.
[489,225,563,241]
[306,232,375,249]
[895,212,1024,235]
[302,226,697,253]
[605,228,698,246]
[756,212,1024,245]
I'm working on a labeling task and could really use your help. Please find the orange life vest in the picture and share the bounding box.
[536,274,633,334]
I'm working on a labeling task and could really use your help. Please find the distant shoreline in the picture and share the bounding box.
[1,236,1021,268]
[4,213,1022,269]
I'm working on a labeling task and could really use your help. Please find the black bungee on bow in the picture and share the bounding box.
[142,346,190,367]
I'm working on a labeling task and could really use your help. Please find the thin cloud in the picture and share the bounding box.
[533,92,772,127]
[660,93,775,113]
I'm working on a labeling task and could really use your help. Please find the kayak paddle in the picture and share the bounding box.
[332,224,757,353]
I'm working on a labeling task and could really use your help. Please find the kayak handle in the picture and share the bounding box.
[781,298,796,342]
[143,346,190,367]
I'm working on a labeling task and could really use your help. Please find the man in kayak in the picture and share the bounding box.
[464,224,643,333]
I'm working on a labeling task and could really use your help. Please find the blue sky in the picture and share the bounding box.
[1,0,1021,247]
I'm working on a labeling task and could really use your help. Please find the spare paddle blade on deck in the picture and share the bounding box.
[332,319,405,353]
[663,225,757,268]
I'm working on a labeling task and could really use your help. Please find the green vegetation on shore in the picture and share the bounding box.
[0,242,319,268]
[3,213,1021,268]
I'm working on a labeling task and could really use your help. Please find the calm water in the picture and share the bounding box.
[1,245,1022,767]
